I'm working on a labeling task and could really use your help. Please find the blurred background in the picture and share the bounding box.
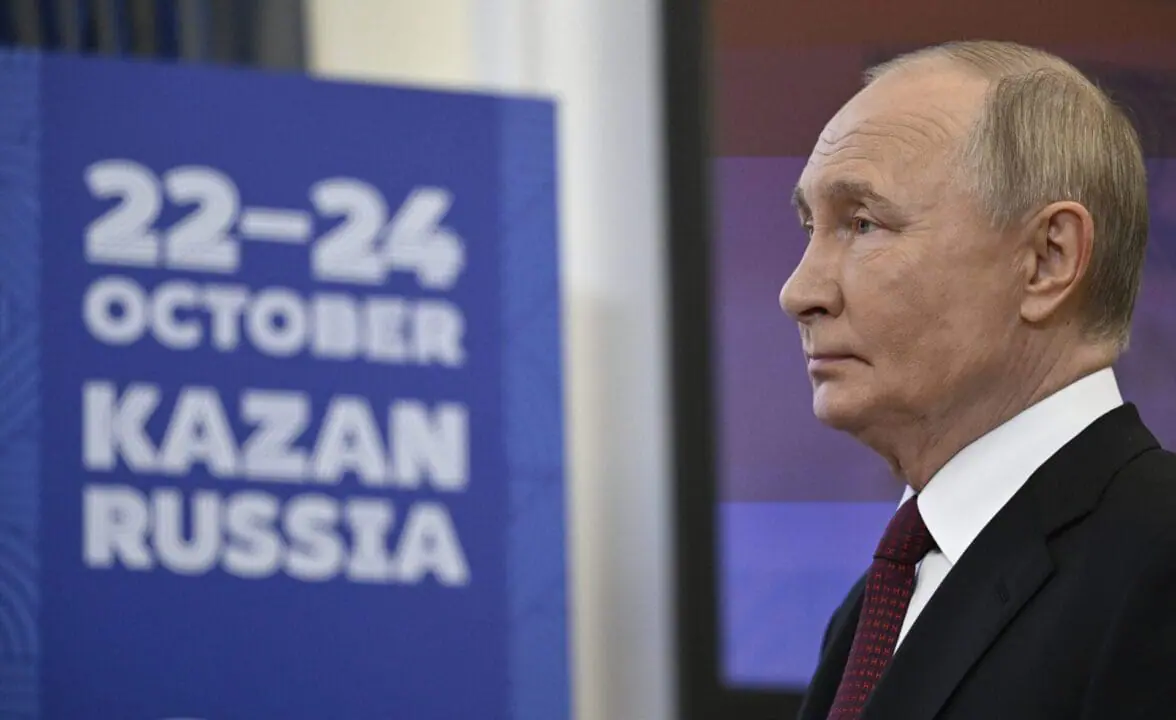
[4,2,1176,719]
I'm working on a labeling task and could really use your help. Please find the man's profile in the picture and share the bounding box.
[785,40,1176,719]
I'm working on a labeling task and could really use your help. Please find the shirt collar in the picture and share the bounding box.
[901,367,1124,565]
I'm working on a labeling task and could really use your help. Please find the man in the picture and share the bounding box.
[784,40,1176,719]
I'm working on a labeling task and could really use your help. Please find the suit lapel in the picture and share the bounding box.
[859,404,1158,720]
[862,495,1053,720]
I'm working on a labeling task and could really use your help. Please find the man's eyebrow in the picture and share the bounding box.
[791,186,809,214]
[793,179,904,217]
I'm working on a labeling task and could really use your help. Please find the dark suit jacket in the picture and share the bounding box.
[798,404,1176,720]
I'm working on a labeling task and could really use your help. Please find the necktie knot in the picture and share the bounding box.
[874,496,935,565]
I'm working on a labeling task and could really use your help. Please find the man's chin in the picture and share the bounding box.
[811,389,868,432]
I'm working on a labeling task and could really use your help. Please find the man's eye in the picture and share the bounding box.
[852,217,877,234]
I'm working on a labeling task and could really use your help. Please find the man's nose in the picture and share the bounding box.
[779,241,843,322]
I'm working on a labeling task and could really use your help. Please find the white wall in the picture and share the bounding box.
[304,1,475,87]
[302,2,675,720]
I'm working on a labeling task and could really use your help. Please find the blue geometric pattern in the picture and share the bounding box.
[0,49,41,720]
[499,98,569,720]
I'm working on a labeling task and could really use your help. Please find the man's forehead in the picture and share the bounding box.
[814,110,962,166]
[850,63,988,124]
[795,68,985,210]
[812,68,984,161]
[794,133,900,208]
[796,118,965,209]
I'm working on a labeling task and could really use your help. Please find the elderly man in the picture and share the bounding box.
[785,41,1176,720]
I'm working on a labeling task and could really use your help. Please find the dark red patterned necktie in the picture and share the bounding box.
[828,496,936,720]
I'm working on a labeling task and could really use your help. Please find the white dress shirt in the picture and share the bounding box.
[893,367,1124,648]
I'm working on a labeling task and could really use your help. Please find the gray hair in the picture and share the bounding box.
[866,41,1149,349]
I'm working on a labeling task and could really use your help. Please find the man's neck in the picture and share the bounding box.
[872,344,1116,491]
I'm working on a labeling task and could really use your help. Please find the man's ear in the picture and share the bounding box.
[1020,201,1095,325]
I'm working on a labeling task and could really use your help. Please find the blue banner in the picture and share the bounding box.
[0,51,566,720]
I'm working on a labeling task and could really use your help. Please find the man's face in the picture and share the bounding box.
[782,68,1026,436]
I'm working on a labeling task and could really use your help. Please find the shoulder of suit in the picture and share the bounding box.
[1097,446,1176,550]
